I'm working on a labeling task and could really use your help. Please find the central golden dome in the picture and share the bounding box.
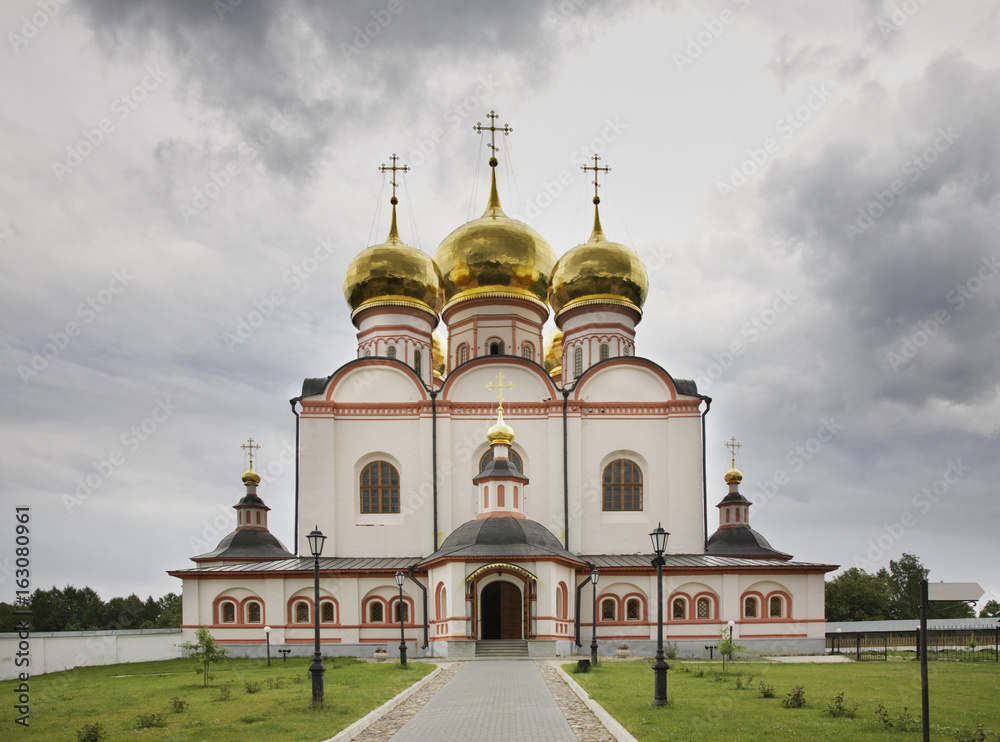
[344,204,443,322]
[434,168,555,310]
[548,204,648,318]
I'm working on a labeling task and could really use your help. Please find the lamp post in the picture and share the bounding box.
[306,527,326,708]
[264,625,271,666]
[590,566,600,666]
[395,571,408,668]
[649,523,670,706]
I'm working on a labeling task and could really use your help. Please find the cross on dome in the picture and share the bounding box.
[378,153,410,205]
[485,370,515,410]
[725,436,742,468]
[581,154,611,204]
[241,437,260,469]
[473,110,512,167]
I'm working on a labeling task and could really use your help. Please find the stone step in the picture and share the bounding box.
[476,640,529,657]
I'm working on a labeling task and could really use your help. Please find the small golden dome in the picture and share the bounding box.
[432,330,446,378]
[242,465,261,485]
[725,467,743,484]
[543,328,563,372]
[548,205,648,318]
[344,205,443,321]
[434,168,555,310]
[486,405,515,445]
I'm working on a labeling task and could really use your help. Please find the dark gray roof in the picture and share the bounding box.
[473,458,528,483]
[192,529,294,561]
[419,518,585,566]
[674,377,698,396]
[584,554,828,569]
[704,526,791,559]
[171,556,420,575]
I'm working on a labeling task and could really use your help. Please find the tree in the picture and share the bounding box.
[887,553,929,620]
[825,568,892,622]
[155,593,182,628]
[181,627,230,687]
[980,600,1000,618]
[716,626,746,671]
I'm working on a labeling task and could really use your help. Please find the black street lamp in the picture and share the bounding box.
[306,526,326,708]
[264,625,271,666]
[395,571,408,668]
[649,522,670,706]
[590,566,600,665]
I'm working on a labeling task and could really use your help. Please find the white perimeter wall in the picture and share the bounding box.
[0,629,182,681]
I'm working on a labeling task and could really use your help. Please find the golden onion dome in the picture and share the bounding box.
[242,464,261,485]
[548,202,648,319]
[486,405,515,445]
[724,466,743,484]
[434,166,556,311]
[432,330,446,379]
[344,202,443,322]
[543,328,563,374]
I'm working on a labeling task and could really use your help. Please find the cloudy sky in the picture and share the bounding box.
[1,0,998,612]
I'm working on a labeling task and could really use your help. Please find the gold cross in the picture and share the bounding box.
[485,371,515,408]
[581,154,611,203]
[473,110,512,165]
[378,153,410,203]
[725,436,742,468]
[241,437,260,468]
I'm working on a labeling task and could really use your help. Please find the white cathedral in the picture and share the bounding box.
[170,116,835,658]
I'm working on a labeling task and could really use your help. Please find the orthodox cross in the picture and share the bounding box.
[725,436,742,468]
[485,370,515,410]
[473,110,512,164]
[241,437,260,469]
[581,154,611,203]
[378,153,410,203]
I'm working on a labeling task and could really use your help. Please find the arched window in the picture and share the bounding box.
[459,344,469,364]
[438,586,447,619]
[364,349,371,358]
[556,586,564,620]
[626,598,641,621]
[744,597,758,618]
[522,343,533,360]
[601,598,616,621]
[573,347,583,377]
[479,449,523,473]
[489,340,504,355]
[369,602,384,623]
[672,598,686,620]
[221,601,236,623]
[602,459,643,511]
[623,345,630,356]
[360,461,400,513]
[697,597,711,620]
[414,349,422,376]
[246,602,262,623]
[394,601,408,623]
[386,345,396,359]
[321,601,336,623]
[769,596,783,618]
[294,601,310,623]
[599,343,609,361]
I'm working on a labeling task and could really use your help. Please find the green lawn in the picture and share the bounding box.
[567,659,1000,741]
[3,656,434,741]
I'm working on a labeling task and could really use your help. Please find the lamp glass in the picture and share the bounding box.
[649,523,669,555]
[264,625,271,634]
[590,567,599,586]
[307,527,326,557]
[394,571,405,588]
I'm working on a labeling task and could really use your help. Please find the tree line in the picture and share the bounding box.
[0,586,181,633]
[826,553,998,622]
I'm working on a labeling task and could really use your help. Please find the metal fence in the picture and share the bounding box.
[827,626,1000,662]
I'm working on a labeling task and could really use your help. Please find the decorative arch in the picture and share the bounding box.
[356,454,401,514]
[213,592,265,626]
[391,595,415,624]
[556,582,569,620]
[601,458,643,511]
[362,595,389,624]
[436,582,447,620]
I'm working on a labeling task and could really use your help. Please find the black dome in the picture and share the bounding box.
[705,527,790,559]
[193,529,294,561]
[419,517,584,565]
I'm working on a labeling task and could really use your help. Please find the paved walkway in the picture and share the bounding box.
[385,661,580,742]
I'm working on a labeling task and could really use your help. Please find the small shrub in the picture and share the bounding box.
[217,683,232,701]
[76,723,107,742]
[759,682,775,699]
[712,671,725,682]
[735,673,755,690]
[665,641,678,660]
[782,686,806,708]
[266,677,284,690]
[875,704,918,731]
[692,666,705,678]
[135,712,167,729]
[292,673,305,684]
[824,692,857,719]
[170,696,188,713]
[245,680,262,694]
[951,724,997,741]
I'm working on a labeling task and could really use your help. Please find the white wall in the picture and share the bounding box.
[0,629,182,681]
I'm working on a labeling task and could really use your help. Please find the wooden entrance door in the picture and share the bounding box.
[481,581,522,640]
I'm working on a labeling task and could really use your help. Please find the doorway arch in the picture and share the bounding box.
[480,580,522,639]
